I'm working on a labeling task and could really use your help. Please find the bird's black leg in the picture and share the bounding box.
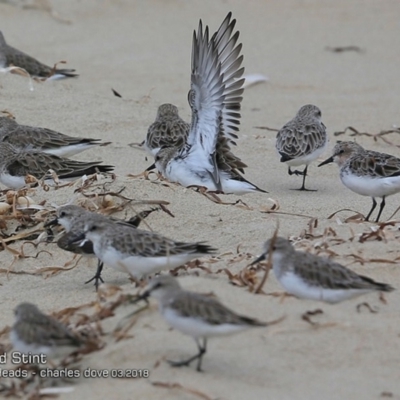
[365,198,377,221]
[290,166,316,191]
[167,338,207,372]
[84,260,104,291]
[288,167,303,176]
[375,196,386,222]
[196,338,207,372]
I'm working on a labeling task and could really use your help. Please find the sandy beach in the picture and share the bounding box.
[0,0,400,398]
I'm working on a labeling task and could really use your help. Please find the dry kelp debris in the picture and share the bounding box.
[358,221,399,243]
[72,183,172,217]
[113,300,150,342]
[356,302,378,313]
[334,126,400,148]
[0,178,173,276]
[216,228,278,294]
[301,309,324,326]
[128,169,168,183]
[253,125,279,133]
[0,188,53,245]
[217,266,260,291]
[170,258,214,276]
[214,245,260,290]
[301,309,336,329]
[261,209,314,219]
[327,208,365,223]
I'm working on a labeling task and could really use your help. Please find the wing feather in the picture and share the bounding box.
[187,13,244,185]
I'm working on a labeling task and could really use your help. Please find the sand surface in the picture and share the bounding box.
[0,0,400,399]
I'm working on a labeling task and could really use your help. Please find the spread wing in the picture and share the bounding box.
[187,13,244,185]
[211,13,244,143]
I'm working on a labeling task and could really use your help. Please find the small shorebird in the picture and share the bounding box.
[71,219,216,281]
[251,236,394,303]
[145,103,247,173]
[0,31,77,79]
[0,117,106,158]
[137,275,276,372]
[319,141,400,222]
[153,13,266,194]
[45,205,157,289]
[144,103,190,157]
[0,142,113,189]
[276,104,327,191]
[10,302,83,359]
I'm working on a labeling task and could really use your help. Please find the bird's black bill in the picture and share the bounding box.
[135,290,150,303]
[44,217,58,228]
[249,253,266,266]
[145,163,156,172]
[318,156,334,167]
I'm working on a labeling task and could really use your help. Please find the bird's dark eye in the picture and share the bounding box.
[153,282,162,289]
[60,211,66,217]
[339,150,345,154]
[89,225,98,232]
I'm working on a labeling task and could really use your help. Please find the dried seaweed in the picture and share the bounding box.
[113,302,150,342]
[170,259,213,276]
[334,126,400,148]
[327,208,365,222]
[356,302,378,313]
[301,309,324,326]
[358,221,398,243]
[261,209,315,219]
[216,266,260,290]
[253,126,279,132]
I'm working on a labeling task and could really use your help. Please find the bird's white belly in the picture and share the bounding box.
[165,158,260,194]
[341,173,400,197]
[162,308,248,338]
[99,245,201,279]
[10,330,53,356]
[45,74,71,81]
[285,143,327,167]
[0,172,26,189]
[45,143,95,158]
[278,271,370,304]
[166,159,218,190]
